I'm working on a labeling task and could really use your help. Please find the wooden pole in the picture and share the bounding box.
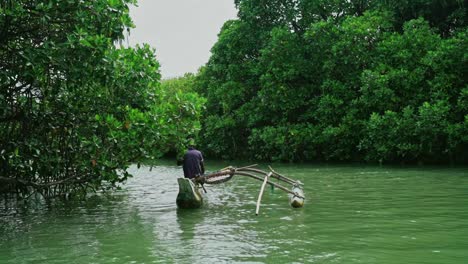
[239,167,301,186]
[237,164,258,170]
[234,171,304,198]
[256,172,272,215]
[268,166,303,186]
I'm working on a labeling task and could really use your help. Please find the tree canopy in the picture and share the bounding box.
[197,0,467,163]
[0,0,205,197]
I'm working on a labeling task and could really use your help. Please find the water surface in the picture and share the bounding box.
[1,161,467,263]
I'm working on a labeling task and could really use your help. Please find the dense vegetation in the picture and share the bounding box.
[196,0,467,164]
[0,0,204,197]
[159,74,206,158]
[1,0,466,199]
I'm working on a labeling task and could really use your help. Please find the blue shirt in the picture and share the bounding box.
[182,148,204,179]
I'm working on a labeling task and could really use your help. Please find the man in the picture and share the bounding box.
[182,144,205,179]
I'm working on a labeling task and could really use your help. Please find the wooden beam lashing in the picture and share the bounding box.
[290,185,305,208]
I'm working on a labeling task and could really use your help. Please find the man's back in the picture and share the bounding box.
[182,148,204,179]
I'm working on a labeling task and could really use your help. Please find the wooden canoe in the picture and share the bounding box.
[176,178,203,209]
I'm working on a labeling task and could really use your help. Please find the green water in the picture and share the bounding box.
[1,161,467,263]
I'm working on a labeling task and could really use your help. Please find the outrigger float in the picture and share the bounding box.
[176,164,305,214]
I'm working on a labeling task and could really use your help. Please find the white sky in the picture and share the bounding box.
[128,0,238,79]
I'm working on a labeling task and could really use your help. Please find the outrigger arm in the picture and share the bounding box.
[192,165,305,213]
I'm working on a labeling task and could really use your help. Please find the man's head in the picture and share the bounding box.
[187,137,196,149]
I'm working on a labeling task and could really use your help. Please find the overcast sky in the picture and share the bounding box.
[128,0,238,79]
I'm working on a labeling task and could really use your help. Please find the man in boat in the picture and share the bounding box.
[182,142,205,179]
[176,142,205,208]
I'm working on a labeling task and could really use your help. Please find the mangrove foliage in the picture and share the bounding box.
[196,0,467,164]
[0,0,204,197]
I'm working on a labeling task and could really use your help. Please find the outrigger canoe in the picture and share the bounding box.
[176,164,305,214]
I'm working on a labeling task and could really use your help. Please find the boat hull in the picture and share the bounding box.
[176,178,203,209]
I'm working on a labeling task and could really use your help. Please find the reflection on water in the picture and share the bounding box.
[1,161,468,264]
